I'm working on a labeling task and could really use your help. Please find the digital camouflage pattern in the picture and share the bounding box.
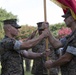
[31,39,58,75]
[60,35,76,75]
[0,36,24,75]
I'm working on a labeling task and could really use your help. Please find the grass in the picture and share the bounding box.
[24,60,33,75]
[25,71,32,75]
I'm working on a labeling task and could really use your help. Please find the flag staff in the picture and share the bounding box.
[44,0,47,21]
[43,0,49,59]
[43,0,50,75]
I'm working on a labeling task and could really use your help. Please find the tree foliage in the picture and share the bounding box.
[0,7,17,21]
[49,23,66,37]
[17,25,36,39]
[0,8,17,40]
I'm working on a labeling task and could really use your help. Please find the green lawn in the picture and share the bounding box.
[25,71,32,75]
[24,60,33,75]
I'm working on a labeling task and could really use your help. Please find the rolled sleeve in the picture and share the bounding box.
[60,37,67,46]
[14,40,22,51]
[66,46,76,56]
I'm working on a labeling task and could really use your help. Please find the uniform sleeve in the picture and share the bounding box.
[1,38,22,52]
[66,46,76,56]
[14,40,22,51]
[60,37,67,46]
[1,38,15,50]
[60,37,76,56]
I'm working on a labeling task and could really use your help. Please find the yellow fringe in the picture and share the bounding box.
[50,0,76,20]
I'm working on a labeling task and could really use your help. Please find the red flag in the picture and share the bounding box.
[51,0,76,20]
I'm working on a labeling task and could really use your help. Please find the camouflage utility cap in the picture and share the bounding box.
[3,19,21,29]
[62,9,72,19]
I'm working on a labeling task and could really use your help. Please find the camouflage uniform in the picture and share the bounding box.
[31,39,58,75]
[0,36,24,75]
[59,34,76,75]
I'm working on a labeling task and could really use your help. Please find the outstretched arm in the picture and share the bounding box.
[19,50,42,59]
[48,31,63,49]
[21,34,44,49]
[42,22,63,49]
[19,49,50,59]
[20,29,49,50]
[44,52,73,69]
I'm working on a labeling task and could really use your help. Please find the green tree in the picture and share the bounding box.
[0,8,17,40]
[17,25,36,39]
[49,23,66,37]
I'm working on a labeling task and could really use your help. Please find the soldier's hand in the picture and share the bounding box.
[44,60,53,69]
[42,22,49,29]
[41,29,50,38]
[41,49,51,57]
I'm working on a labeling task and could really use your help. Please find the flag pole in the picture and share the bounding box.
[43,0,50,75]
[44,0,47,22]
